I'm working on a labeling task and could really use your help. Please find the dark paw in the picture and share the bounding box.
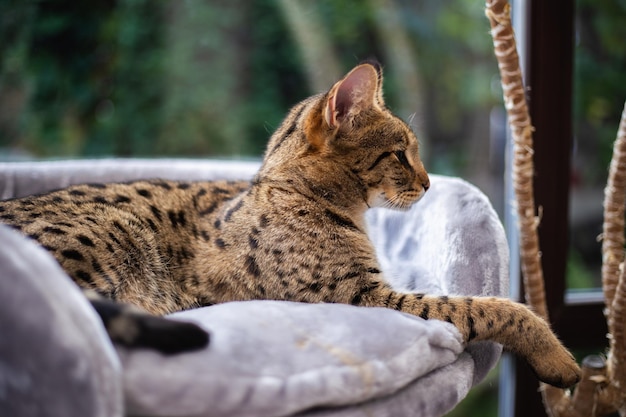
[90,298,210,354]
[133,315,210,354]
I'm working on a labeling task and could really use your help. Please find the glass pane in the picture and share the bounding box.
[569,0,626,289]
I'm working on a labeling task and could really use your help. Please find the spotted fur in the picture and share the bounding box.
[0,62,580,386]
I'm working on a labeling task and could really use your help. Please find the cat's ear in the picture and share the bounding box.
[324,63,383,130]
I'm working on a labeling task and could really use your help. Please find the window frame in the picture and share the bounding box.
[503,1,608,416]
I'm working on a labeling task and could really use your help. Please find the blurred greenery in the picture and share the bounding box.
[0,0,500,171]
[568,0,626,291]
[573,0,626,186]
[446,366,499,417]
[567,248,598,289]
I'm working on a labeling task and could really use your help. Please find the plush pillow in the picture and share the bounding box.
[0,225,123,417]
[122,302,466,417]
[117,174,507,417]
[367,175,508,386]
[0,160,507,417]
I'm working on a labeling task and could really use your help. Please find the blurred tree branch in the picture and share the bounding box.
[368,0,428,161]
[276,0,341,92]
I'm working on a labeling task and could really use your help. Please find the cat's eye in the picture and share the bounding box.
[394,151,411,168]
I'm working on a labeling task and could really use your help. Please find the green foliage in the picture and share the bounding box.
[316,0,377,61]
[0,0,313,158]
[398,0,499,162]
[567,247,598,289]
[574,0,626,185]
[0,1,35,151]
[0,0,500,164]
[245,0,308,155]
[0,0,166,157]
[1,0,623,194]
[446,366,499,417]
[100,0,166,156]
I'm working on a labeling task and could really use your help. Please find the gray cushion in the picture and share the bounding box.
[0,225,123,417]
[0,159,508,417]
[123,302,464,417]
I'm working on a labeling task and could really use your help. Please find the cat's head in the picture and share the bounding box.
[262,62,429,212]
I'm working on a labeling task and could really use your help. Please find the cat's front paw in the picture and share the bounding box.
[529,344,581,388]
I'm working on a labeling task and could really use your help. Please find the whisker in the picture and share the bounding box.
[383,193,403,210]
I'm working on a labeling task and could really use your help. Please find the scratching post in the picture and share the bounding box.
[486,0,626,415]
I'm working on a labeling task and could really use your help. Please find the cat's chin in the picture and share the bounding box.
[387,201,417,212]
[369,196,421,212]
[369,190,425,211]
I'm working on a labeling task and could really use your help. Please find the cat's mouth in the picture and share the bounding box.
[370,189,426,211]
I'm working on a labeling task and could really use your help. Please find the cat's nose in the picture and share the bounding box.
[422,179,430,192]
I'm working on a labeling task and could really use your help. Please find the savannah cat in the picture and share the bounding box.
[0,62,580,388]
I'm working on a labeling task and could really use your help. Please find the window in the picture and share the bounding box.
[7,1,618,416]
[504,1,625,415]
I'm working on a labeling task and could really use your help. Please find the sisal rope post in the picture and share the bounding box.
[484,0,547,323]
[486,1,626,414]
[605,102,626,412]
[602,102,626,310]
[485,1,606,415]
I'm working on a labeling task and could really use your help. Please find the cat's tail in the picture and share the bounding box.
[88,295,209,354]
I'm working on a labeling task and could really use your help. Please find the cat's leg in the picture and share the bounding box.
[359,287,581,388]
[85,291,209,354]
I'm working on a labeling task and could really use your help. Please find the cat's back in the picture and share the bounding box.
[0,178,250,313]
[0,179,248,241]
